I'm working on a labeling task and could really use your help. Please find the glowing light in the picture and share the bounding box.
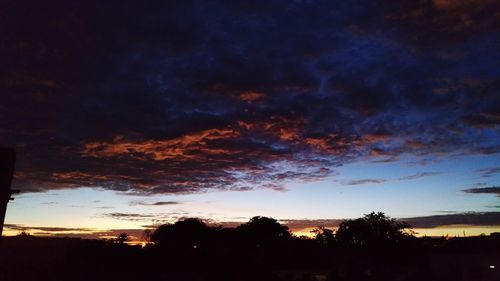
[490,265,495,269]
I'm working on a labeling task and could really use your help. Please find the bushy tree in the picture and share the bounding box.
[150,218,210,249]
[116,232,129,244]
[335,212,413,248]
[313,226,335,245]
[236,216,291,246]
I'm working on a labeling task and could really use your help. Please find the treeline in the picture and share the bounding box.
[64,212,422,280]
[145,212,415,251]
[4,212,499,281]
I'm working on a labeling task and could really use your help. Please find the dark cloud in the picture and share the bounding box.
[151,201,180,206]
[106,213,156,221]
[463,186,500,197]
[434,210,458,214]
[398,172,442,181]
[95,206,115,209]
[280,219,344,231]
[1,0,499,195]
[282,212,500,231]
[4,223,147,240]
[342,171,441,186]
[4,224,93,233]
[343,179,387,186]
[476,167,500,178]
[105,211,190,224]
[130,201,181,206]
[463,114,500,129]
[402,212,500,228]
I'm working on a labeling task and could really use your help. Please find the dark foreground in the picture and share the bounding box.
[0,234,499,281]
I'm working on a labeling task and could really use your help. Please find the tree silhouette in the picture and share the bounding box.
[313,226,335,245]
[17,230,32,237]
[116,232,129,244]
[150,218,211,250]
[335,212,412,248]
[236,216,291,247]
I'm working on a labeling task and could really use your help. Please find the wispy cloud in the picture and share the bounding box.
[4,224,94,233]
[104,211,190,224]
[343,179,388,186]
[476,167,500,178]
[398,172,441,181]
[463,186,500,197]
[3,224,148,240]
[130,201,181,206]
[342,171,442,186]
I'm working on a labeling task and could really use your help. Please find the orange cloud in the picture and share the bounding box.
[257,116,303,142]
[303,137,332,151]
[238,117,352,153]
[278,128,301,141]
[52,172,110,181]
[238,91,265,103]
[81,128,240,160]
[237,121,254,130]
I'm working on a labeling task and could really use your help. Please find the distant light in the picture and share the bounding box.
[141,242,146,248]
[490,265,495,269]
[193,245,197,249]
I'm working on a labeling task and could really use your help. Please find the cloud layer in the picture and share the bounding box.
[1,0,500,194]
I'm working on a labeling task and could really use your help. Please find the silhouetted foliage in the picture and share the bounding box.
[16,230,33,237]
[115,232,129,244]
[2,213,500,281]
[313,226,335,246]
[336,212,413,248]
[141,229,151,242]
[236,216,291,247]
[150,218,212,250]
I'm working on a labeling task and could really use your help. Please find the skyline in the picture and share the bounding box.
[1,0,500,240]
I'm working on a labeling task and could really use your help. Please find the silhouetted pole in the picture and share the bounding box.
[0,148,18,237]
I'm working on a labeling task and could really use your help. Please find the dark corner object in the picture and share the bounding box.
[0,147,19,237]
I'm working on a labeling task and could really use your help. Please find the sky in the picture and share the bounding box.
[1,0,500,240]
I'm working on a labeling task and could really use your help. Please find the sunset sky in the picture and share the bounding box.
[1,0,500,240]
